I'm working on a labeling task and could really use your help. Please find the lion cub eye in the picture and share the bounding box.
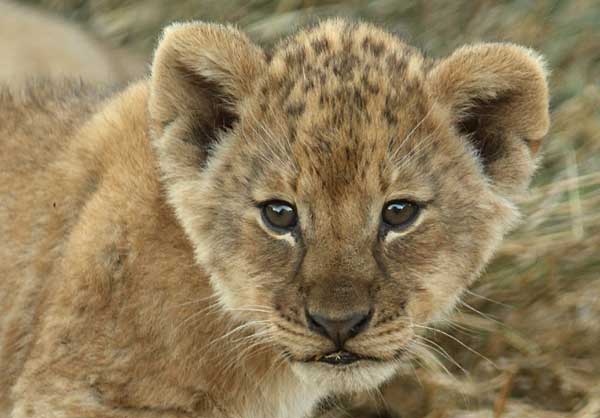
[382,200,420,228]
[261,200,298,232]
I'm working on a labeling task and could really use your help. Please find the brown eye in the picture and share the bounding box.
[382,200,420,228]
[262,200,297,231]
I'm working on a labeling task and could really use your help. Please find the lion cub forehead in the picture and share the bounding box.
[243,20,433,195]
[269,19,424,75]
[250,19,431,141]
[261,20,426,102]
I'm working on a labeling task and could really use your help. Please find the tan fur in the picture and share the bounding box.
[0,19,549,418]
[0,0,145,84]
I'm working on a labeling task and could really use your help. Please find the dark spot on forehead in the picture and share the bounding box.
[385,52,408,75]
[323,53,360,82]
[278,78,296,105]
[362,36,385,57]
[342,33,354,54]
[284,46,307,67]
[383,94,400,125]
[264,49,273,64]
[361,73,380,95]
[317,70,327,85]
[352,88,366,111]
[311,38,330,55]
[285,101,306,118]
[383,109,397,126]
[288,125,297,143]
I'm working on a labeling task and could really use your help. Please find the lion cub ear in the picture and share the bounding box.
[148,22,266,145]
[427,43,550,196]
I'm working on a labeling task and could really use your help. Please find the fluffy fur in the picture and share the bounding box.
[0,19,549,418]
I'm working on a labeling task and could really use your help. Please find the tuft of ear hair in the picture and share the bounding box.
[148,21,266,148]
[147,21,267,207]
[427,43,550,196]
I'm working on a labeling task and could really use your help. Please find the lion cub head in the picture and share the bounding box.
[148,20,549,391]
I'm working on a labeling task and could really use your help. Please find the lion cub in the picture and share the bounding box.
[0,19,549,418]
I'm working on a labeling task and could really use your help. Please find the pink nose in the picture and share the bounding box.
[306,309,372,348]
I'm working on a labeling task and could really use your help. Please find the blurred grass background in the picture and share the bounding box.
[20,0,600,417]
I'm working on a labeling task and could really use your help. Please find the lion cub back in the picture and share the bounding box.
[0,81,113,412]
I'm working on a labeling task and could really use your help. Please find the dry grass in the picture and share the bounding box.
[24,0,600,416]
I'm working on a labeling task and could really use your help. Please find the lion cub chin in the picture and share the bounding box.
[0,19,548,418]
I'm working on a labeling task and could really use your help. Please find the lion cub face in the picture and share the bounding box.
[149,20,549,390]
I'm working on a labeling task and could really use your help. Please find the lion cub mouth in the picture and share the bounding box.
[310,351,379,366]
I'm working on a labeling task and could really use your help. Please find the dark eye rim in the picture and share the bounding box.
[259,199,298,233]
[381,199,422,230]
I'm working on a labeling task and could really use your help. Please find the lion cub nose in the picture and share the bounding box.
[306,309,373,347]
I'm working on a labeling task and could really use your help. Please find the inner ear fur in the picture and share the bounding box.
[148,22,266,145]
[427,43,550,195]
